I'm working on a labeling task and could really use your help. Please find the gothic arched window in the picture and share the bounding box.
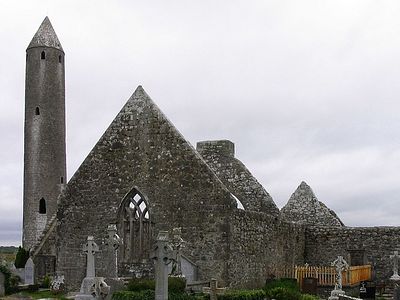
[118,188,152,262]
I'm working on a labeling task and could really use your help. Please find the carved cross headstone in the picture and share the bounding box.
[203,279,226,300]
[83,236,99,278]
[104,224,121,278]
[331,256,349,291]
[170,227,185,276]
[24,257,35,285]
[390,250,400,280]
[151,231,175,300]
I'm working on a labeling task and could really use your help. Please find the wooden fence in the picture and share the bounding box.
[277,265,371,287]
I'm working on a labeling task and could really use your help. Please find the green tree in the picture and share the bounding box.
[14,246,30,268]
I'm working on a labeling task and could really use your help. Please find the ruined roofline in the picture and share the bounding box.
[63,85,236,209]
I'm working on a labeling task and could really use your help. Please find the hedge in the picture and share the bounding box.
[127,277,186,293]
[112,290,205,300]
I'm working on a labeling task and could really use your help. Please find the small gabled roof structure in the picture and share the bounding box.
[281,181,344,227]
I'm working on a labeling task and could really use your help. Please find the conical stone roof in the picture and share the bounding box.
[27,16,63,51]
[281,181,344,227]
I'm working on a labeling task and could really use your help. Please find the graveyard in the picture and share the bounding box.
[3,13,400,300]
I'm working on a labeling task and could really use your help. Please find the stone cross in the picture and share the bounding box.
[104,224,121,279]
[170,227,185,276]
[390,250,400,280]
[0,271,5,297]
[331,256,349,291]
[203,279,226,300]
[151,231,175,300]
[24,257,35,285]
[83,236,100,278]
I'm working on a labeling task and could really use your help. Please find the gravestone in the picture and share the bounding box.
[394,284,400,300]
[151,231,175,300]
[0,271,5,297]
[364,281,376,299]
[302,277,317,295]
[170,227,185,276]
[328,256,349,300]
[24,257,35,285]
[203,279,226,300]
[83,236,99,278]
[51,275,65,293]
[104,224,121,279]
[75,236,110,300]
[390,250,400,281]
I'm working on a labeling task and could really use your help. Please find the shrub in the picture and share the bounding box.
[168,277,187,293]
[170,292,206,300]
[300,294,319,300]
[127,276,186,293]
[217,289,266,300]
[26,284,40,292]
[113,290,155,300]
[266,286,301,300]
[112,290,203,300]
[41,275,51,288]
[0,264,20,294]
[265,278,299,292]
[127,278,155,292]
[14,246,30,268]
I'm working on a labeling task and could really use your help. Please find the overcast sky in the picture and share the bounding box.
[1,1,400,246]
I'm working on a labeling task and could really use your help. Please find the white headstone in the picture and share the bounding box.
[24,257,35,285]
[0,271,5,297]
[390,250,400,281]
[83,236,99,278]
[332,256,349,291]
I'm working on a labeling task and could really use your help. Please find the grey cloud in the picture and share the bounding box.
[2,1,400,244]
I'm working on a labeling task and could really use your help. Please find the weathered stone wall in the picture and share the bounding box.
[305,226,400,281]
[227,210,305,288]
[32,216,57,280]
[281,182,343,227]
[196,140,279,216]
[56,87,237,290]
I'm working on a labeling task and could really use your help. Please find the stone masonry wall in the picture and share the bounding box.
[305,226,400,281]
[227,210,305,288]
[197,140,279,216]
[56,87,237,290]
[281,182,343,227]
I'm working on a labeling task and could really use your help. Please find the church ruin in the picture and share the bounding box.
[23,17,400,291]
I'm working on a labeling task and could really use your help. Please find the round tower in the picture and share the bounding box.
[23,17,66,250]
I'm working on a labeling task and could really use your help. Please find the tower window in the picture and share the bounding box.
[39,198,46,214]
[58,55,62,63]
[35,107,40,115]
[60,177,64,184]
[41,51,45,60]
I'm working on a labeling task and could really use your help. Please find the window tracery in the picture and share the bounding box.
[118,189,152,262]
